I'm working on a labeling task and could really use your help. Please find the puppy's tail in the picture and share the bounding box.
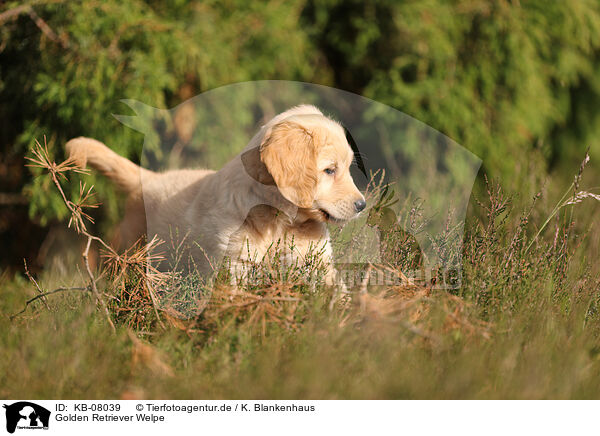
[66,137,152,194]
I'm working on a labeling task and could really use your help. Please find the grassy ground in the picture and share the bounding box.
[1,154,600,399]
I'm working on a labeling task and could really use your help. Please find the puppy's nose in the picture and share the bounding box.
[354,199,366,213]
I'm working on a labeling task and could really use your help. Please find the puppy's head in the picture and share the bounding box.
[259,108,365,222]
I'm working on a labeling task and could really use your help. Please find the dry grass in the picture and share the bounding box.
[18,139,493,341]
[2,141,599,399]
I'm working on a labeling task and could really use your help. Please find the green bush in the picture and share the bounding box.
[2,0,600,259]
[303,0,600,181]
[0,0,320,229]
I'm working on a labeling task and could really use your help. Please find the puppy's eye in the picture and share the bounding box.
[324,168,336,175]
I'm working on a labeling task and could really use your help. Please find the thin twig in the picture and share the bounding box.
[10,286,89,319]
[526,150,591,254]
[146,282,166,330]
[28,137,117,332]
[83,236,116,333]
[23,259,50,310]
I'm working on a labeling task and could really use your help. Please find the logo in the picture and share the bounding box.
[3,402,50,434]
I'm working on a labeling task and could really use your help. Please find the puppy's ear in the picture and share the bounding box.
[260,121,318,208]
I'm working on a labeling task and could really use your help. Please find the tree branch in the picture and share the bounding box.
[0,4,69,49]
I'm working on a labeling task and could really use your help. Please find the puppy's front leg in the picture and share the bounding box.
[323,263,340,287]
[323,263,350,311]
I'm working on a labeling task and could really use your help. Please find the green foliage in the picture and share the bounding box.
[2,0,600,265]
[4,0,600,236]
[0,0,320,228]
[303,0,600,183]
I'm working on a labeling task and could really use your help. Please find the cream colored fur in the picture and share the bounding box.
[66,105,364,282]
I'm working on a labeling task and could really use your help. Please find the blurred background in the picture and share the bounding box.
[1,0,599,273]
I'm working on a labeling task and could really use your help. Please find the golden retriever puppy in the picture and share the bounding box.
[66,105,366,283]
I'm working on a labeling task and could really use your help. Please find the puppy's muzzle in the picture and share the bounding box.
[354,199,366,213]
